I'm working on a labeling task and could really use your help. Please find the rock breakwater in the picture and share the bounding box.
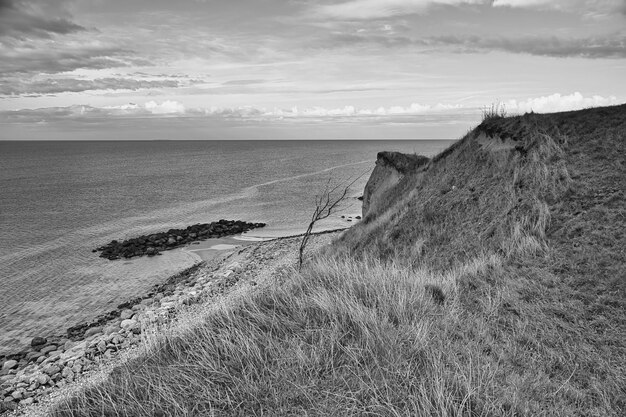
[94,219,266,260]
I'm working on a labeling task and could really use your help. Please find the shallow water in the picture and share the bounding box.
[0,140,453,353]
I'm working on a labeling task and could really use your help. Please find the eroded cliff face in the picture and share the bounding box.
[362,151,430,218]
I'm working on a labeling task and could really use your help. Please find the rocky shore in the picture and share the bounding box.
[94,219,266,260]
[0,232,339,415]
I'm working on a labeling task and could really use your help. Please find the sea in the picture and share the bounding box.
[0,140,453,354]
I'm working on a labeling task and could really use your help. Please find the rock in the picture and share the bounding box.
[35,374,49,385]
[61,367,74,382]
[2,360,17,371]
[30,337,47,347]
[42,365,60,376]
[84,327,103,338]
[120,309,134,320]
[40,345,57,355]
[0,375,14,384]
[103,324,119,336]
[20,397,34,406]
[120,319,136,330]
[97,341,107,353]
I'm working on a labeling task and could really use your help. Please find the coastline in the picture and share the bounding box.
[0,228,347,415]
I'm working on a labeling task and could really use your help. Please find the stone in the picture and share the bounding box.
[30,337,47,347]
[120,319,137,330]
[61,367,74,382]
[0,375,14,384]
[2,360,17,371]
[84,327,103,338]
[97,341,107,353]
[103,324,119,336]
[35,374,49,385]
[20,397,34,406]
[120,309,134,320]
[40,345,57,355]
[42,365,60,376]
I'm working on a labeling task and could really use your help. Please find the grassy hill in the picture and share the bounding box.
[51,104,625,416]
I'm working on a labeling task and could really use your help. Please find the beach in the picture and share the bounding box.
[0,230,342,415]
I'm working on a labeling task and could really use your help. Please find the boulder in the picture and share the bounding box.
[40,345,57,355]
[84,327,103,338]
[20,397,34,406]
[30,337,47,347]
[42,365,61,376]
[120,309,134,320]
[2,360,17,371]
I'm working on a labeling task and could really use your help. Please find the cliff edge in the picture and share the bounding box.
[362,151,429,218]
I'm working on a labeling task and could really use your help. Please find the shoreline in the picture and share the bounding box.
[0,229,347,414]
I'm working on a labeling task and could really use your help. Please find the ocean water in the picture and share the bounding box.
[0,140,453,354]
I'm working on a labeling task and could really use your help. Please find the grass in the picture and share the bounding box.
[481,103,507,121]
[50,104,626,416]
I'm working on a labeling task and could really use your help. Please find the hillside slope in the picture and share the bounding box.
[336,103,626,414]
[48,104,625,417]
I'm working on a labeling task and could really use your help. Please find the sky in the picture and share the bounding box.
[0,0,625,140]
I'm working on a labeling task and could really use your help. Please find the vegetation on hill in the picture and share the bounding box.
[51,104,625,416]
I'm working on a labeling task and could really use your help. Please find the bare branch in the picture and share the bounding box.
[298,171,367,270]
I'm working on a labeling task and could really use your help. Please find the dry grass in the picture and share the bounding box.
[50,104,626,416]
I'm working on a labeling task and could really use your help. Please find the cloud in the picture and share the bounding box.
[316,0,483,20]
[504,92,620,113]
[0,77,182,95]
[429,33,626,58]
[0,100,467,125]
[492,0,626,16]
[0,41,148,75]
[222,79,267,86]
[1,94,621,126]
[321,31,626,58]
[144,100,186,114]
[0,0,85,40]
[314,0,626,19]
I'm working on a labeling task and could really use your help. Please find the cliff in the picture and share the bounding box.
[362,151,430,218]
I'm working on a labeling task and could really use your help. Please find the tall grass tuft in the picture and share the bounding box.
[482,102,507,121]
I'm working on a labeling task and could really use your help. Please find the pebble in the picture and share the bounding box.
[84,327,103,338]
[40,345,57,355]
[2,361,17,371]
[120,309,134,320]
[20,397,35,406]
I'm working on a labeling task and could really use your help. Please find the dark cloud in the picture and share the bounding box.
[0,0,85,40]
[0,77,182,95]
[427,34,626,59]
[321,31,626,59]
[0,45,148,75]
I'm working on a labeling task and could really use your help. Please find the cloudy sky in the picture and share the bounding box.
[1,0,624,140]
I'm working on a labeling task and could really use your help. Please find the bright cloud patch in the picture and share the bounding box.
[144,100,186,114]
[492,0,626,15]
[316,0,626,19]
[504,92,620,113]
